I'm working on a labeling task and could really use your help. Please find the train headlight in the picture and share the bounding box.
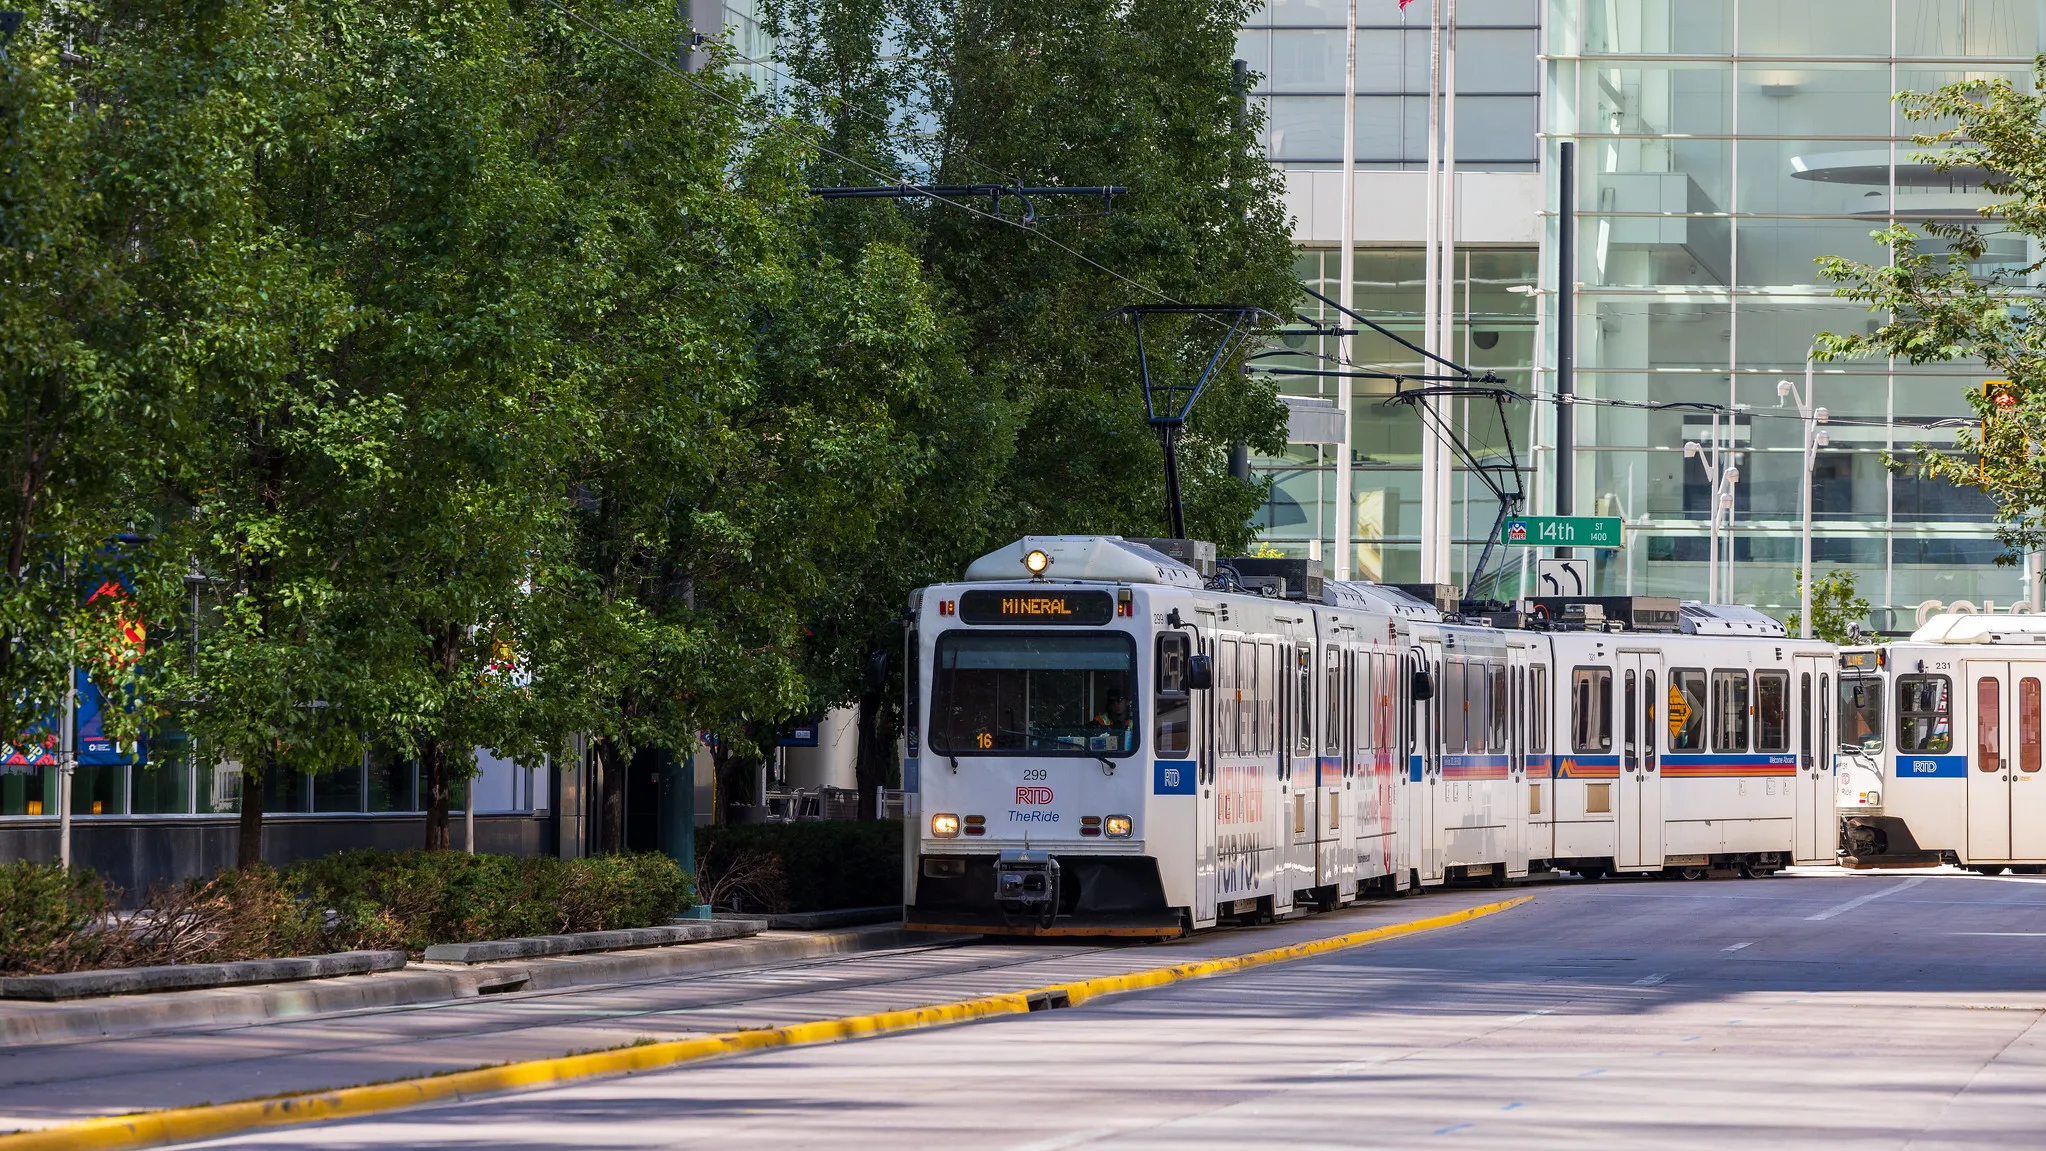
[1024,548,1052,575]
[931,812,961,839]
[1867,790,1880,805]
[1104,814,1133,839]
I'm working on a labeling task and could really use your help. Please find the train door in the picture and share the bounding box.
[1195,622,1218,924]
[1321,643,1351,891]
[2012,666,2046,859]
[1967,661,2046,862]
[1417,645,1445,882]
[1509,654,1530,876]
[1617,652,1664,869]
[1793,656,1837,863]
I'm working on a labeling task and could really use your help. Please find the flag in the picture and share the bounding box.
[1399,0,1415,6]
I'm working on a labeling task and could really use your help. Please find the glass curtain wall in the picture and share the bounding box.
[1254,247,1539,583]
[1240,0,1542,169]
[1551,0,2038,628]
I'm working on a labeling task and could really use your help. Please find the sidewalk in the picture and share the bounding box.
[0,923,933,1048]
[0,889,1532,1135]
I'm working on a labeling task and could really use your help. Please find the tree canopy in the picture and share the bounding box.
[0,0,1296,849]
[1819,60,2046,559]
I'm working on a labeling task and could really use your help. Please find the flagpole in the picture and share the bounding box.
[1435,0,1458,590]
[1334,0,1357,583]
[1419,0,1442,584]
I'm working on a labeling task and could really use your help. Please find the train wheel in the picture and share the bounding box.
[1577,865,1606,882]
[1969,865,2007,876]
[1680,867,1708,881]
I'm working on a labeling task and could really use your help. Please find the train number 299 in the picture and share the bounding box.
[1023,769,1047,780]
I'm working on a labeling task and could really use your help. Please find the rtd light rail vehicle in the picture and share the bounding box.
[902,536,1840,937]
[1837,613,2046,872]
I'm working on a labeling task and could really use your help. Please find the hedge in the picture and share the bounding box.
[695,821,901,914]
[0,850,694,974]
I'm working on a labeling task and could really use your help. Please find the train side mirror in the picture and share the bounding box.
[1187,654,1214,691]
[1411,668,1435,701]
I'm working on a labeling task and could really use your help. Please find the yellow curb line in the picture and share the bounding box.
[1,895,1531,1151]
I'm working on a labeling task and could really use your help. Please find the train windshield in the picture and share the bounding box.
[930,632,1139,756]
[1839,675,1883,752]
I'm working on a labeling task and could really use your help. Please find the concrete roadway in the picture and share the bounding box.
[156,868,2046,1149]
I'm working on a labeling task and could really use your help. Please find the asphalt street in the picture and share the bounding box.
[161,868,2046,1150]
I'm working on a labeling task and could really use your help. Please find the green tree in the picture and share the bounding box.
[1818,61,2046,555]
[1789,568,1873,645]
[764,0,1299,814]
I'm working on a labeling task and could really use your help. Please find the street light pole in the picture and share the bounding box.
[1779,365,1830,639]
[1685,427,1738,605]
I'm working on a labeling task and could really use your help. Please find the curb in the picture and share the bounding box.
[0,952,408,1003]
[0,925,937,1048]
[0,896,1531,1151]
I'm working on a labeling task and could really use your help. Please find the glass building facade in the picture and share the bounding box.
[1248,0,2036,629]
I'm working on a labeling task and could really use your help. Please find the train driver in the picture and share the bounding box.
[1093,689,1135,751]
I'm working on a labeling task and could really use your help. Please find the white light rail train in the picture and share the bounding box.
[1836,613,2046,873]
[901,536,1839,937]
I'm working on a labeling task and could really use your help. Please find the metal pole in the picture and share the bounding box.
[1706,413,1720,604]
[1160,425,1187,540]
[58,662,73,869]
[1333,0,1357,582]
[1419,0,1441,583]
[1556,141,1575,564]
[465,760,475,854]
[1434,0,1459,588]
[1799,359,1816,639]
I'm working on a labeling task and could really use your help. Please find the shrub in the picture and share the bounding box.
[0,861,111,974]
[287,850,695,954]
[696,821,901,913]
[0,851,696,973]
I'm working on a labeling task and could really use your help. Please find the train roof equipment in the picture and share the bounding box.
[1677,602,1788,637]
[1910,613,2046,645]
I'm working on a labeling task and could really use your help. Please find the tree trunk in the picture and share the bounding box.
[422,739,451,851]
[855,686,885,821]
[235,759,266,869]
[593,735,625,854]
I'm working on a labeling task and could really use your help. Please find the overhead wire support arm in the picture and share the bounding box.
[1116,304,1282,540]
[809,184,1129,224]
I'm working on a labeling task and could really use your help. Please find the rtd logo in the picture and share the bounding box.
[1015,786,1054,806]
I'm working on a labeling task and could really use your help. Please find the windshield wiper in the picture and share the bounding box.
[1097,756,1117,776]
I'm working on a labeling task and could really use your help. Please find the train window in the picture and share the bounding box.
[1896,675,1952,754]
[2022,679,2042,773]
[1623,670,1638,760]
[1840,675,1882,751]
[1473,658,1489,756]
[1240,642,1258,756]
[1377,653,1394,753]
[1756,672,1790,754]
[1218,639,1238,755]
[1324,649,1341,756]
[930,632,1138,756]
[1644,670,1657,768]
[1978,677,2002,773]
[1572,667,1612,753]
[1243,637,1260,756]
[1799,674,1813,767]
[1490,663,1509,753]
[1296,645,1313,756]
[1820,673,1831,755]
[1712,671,1751,753]
[1669,670,1707,751]
[1154,634,1191,756]
[1531,665,1549,755]
[1354,650,1370,756]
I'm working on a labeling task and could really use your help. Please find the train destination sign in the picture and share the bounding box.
[958,589,1116,626]
[1502,515,1624,549]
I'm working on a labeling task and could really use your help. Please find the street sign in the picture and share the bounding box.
[1666,685,1692,743]
[1502,515,1624,549]
[1537,558,1589,597]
